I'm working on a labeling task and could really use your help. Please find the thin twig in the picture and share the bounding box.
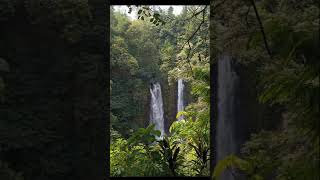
[187,41,195,78]
[245,6,251,28]
[211,0,227,15]
[177,5,208,79]
[180,5,208,51]
[182,6,206,21]
[250,0,273,58]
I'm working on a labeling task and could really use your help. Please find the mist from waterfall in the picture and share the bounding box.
[177,79,185,120]
[216,55,238,180]
[150,82,165,137]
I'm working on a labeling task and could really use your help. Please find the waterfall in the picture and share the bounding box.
[149,82,165,137]
[216,55,239,180]
[177,79,185,120]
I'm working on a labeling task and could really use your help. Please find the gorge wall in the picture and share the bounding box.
[215,55,283,180]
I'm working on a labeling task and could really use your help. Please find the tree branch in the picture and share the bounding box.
[245,6,251,28]
[211,0,227,15]
[187,41,195,79]
[250,0,273,58]
[180,5,208,50]
[178,5,208,79]
[182,6,206,21]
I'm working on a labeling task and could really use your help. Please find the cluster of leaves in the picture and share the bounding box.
[213,154,263,180]
[111,124,187,176]
[158,137,181,176]
[128,6,166,26]
[242,129,319,180]
[111,36,138,75]
[247,5,319,179]
[170,102,210,176]
[255,1,319,133]
[110,122,209,177]
[215,128,319,180]
[110,125,165,176]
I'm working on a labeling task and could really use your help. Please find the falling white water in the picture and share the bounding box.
[216,55,238,180]
[177,79,185,120]
[150,82,165,137]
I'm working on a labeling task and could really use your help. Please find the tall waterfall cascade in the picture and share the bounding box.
[177,79,185,120]
[216,55,239,180]
[149,82,165,137]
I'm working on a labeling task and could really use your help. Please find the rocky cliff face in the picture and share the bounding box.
[136,78,178,134]
[162,79,195,134]
[214,56,284,172]
[233,61,283,140]
[162,78,177,134]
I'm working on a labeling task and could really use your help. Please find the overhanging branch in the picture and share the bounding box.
[179,5,208,79]
[250,0,273,58]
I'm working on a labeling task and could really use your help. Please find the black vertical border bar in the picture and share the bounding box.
[106,0,111,178]
[91,0,110,178]
[88,0,110,178]
[209,0,217,176]
[86,0,109,179]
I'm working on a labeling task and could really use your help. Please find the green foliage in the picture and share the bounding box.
[258,60,319,131]
[128,124,161,146]
[191,66,210,103]
[160,7,211,175]
[110,126,164,176]
[128,6,166,26]
[251,6,319,179]
[188,139,210,175]
[213,0,319,179]
[164,6,210,176]
[213,154,260,180]
[158,136,182,176]
[110,8,162,135]
[170,101,210,176]
[171,104,209,146]
[111,36,139,75]
[241,129,319,180]
[160,40,176,74]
